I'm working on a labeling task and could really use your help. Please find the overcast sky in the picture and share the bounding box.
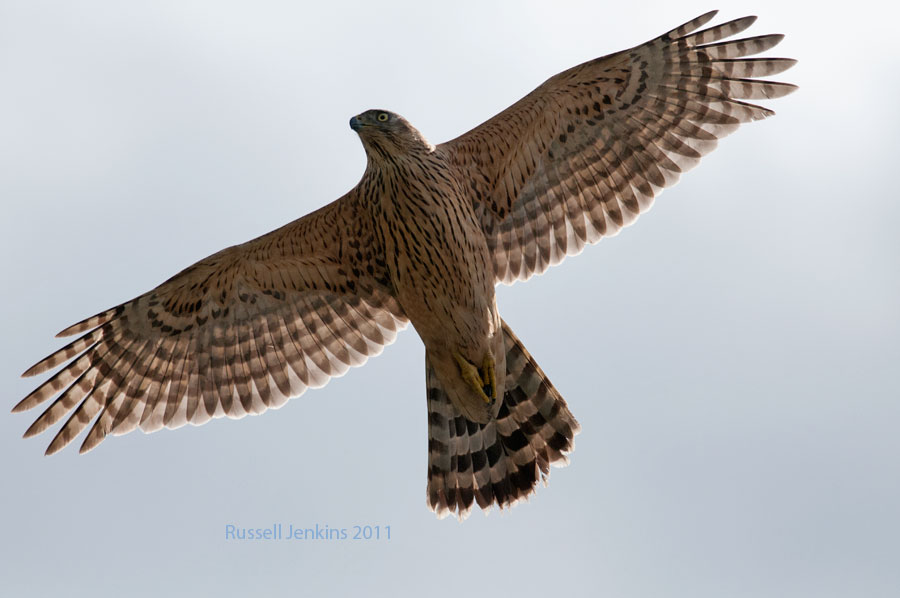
[1,1,898,596]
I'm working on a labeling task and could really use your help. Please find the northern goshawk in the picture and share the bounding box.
[15,11,796,519]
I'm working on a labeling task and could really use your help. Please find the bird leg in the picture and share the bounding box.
[481,353,497,402]
[453,351,496,404]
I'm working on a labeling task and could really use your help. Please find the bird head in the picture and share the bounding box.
[350,110,434,159]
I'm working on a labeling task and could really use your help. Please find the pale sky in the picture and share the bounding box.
[1,1,898,596]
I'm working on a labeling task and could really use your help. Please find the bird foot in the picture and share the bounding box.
[481,353,497,402]
[453,351,497,404]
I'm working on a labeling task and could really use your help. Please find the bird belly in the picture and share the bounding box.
[387,201,496,352]
[380,187,504,421]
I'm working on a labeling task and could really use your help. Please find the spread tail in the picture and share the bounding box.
[425,319,580,519]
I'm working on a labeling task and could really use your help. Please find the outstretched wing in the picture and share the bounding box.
[15,193,407,455]
[442,11,797,284]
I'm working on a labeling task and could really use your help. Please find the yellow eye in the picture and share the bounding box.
[377,112,389,122]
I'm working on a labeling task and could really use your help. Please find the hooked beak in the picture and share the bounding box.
[349,115,363,132]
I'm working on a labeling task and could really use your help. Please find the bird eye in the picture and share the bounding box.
[377,112,389,122]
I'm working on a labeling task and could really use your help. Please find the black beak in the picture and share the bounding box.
[349,116,362,131]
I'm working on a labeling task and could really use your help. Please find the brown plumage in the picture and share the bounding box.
[15,11,795,519]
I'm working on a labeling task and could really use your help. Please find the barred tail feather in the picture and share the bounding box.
[426,320,579,520]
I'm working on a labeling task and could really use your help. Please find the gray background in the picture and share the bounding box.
[2,1,897,596]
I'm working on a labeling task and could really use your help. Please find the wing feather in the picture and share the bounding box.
[16,193,408,454]
[443,12,796,283]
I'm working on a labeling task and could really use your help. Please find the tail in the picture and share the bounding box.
[425,319,580,519]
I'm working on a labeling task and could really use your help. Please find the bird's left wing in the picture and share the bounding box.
[15,193,407,455]
[441,11,796,284]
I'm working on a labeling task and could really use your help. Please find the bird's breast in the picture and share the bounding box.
[370,158,496,354]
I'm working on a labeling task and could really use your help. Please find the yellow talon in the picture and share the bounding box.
[453,351,494,404]
[482,353,497,401]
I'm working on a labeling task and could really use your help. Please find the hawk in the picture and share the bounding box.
[15,11,795,519]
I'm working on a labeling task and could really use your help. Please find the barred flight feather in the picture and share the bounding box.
[445,11,796,284]
[18,196,408,455]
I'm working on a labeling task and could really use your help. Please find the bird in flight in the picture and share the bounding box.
[15,11,795,519]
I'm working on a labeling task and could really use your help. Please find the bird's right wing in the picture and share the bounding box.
[15,192,408,455]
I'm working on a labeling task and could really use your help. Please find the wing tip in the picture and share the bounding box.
[663,10,719,40]
[12,387,44,413]
[78,439,99,455]
[44,440,64,456]
[778,82,800,97]
[21,362,47,378]
[55,305,121,338]
[42,432,98,456]
[691,9,719,29]
[23,419,44,439]
[45,423,80,456]
[56,322,88,338]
